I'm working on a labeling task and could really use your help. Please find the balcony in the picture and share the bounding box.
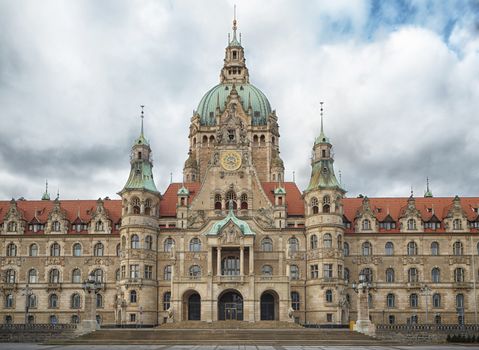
[213,275,245,284]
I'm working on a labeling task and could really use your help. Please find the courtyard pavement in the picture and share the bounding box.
[0,345,479,350]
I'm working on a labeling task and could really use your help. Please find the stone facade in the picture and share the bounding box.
[0,19,478,328]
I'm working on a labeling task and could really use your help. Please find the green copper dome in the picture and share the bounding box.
[197,83,272,126]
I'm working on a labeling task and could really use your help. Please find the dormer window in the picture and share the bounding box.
[453,219,462,230]
[95,220,104,232]
[407,219,417,230]
[7,221,17,232]
[362,219,371,231]
[52,221,61,232]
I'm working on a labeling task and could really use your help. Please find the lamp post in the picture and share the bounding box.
[21,284,33,325]
[80,274,103,333]
[420,285,432,324]
[352,272,375,336]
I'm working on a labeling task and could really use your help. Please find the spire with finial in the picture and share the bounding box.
[410,185,414,198]
[41,179,50,200]
[424,177,433,198]
[134,105,149,146]
[56,187,60,201]
[315,101,330,145]
[140,105,145,136]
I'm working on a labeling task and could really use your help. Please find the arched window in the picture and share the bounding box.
[5,294,14,308]
[260,135,266,144]
[310,234,318,249]
[28,269,38,283]
[164,238,174,252]
[145,235,153,250]
[362,241,372,256]
[453,219,462,230]
[29,244,38,257]
[226,191,237,209]
[323,233,332,248]
[407,219,417,230]
[322,195,331,213]
[116,243,121,257]
[222,256,240,275]
[386,293,395,308]
[454,267,465,282]
[431,242,439,255]
[96,294,103,308]
[362,219,371,231]
[163,292,171,310]
[6,269,16,283]
[92,269,103,283]
[72,243,82,257]
[121,236,126,249]
[253,135,259,145]
[408,268,418,283]
[49,269,60,283]
[453,241,463,256]
[291,291,300,311]
[214,194,222,210]
[386,268,395,283]
[93,243,104,257]
[325,290,333,303]
[144,199,152,216]
[361,268,373,283]
[202,135,208,144]
[115,268,120,281]
[430,267,440,283]
[288,237,299,253]
[95,220,104,232]
[130,290,137,303]
[72,269,81,283]
[52,221,61,232]
[410,293,419,308]
[28,294,37,308]
[344,268,350,283]
[290,265,299,280]
[131,234,140,249]
[311,197,319,214]
[261,237,273,252]
[432,293,441,308]
[261,265,273,276]
[50,243,61,257]
[343,242,350,256]
[6,243,17,257]
[368,293,373,308]
[385,242,394,256]
[189,265,201,278]
[189,238,201,252]
[240,193,248,210]
[132,197,141,214]
[164,265,172,280]
[49,294,58,308]
[337,235,343,249]
[407,241,418,256]
[71,294,81,309]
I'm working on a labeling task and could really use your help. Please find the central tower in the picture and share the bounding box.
[184,17,284,184]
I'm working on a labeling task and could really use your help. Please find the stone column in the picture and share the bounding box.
[217,247,222,276]
[249,247,254,275]
[240,246,244,276]
[354,284,375,336]
[207,247,212,275]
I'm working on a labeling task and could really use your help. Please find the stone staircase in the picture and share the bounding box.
[60,322,378,345]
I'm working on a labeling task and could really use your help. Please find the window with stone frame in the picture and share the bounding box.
[385,242,394,256]
[431,267,440,283]
[6,269,16,283]
[164,265,172,280]
[163,292,171,310]
[49,269,60,283]
[362,241,372,256]
[432,293,441,308]
[72,269,81,283]
[386,293,395,308]
[189,265,202,278]
[323,233,332,248]
[310,234,318,249]
[189,238,201,252]
[343,242,350,256]
[453,241,463,256]
[291,291,300,311]
[29,243,38,256]
[131,234,140,249]
[407,241,418,256]
[325,289,333,303]
[410,293,419,308]
[93,243,104,257]
[6,243,17,257]
[407,219,417,230]
[290,265,299,280]
[454,267,465,282]
[129,265,139,279]
[28,269,38,284]
[408,267,418,283]
[145,235,153,250]
[50,243,61,256]
[386,268,395,283]
[310,264,319,279]
[323,264,333,279]
[144,265,153,280]
[261,237,273,252]
[431,241,439,255]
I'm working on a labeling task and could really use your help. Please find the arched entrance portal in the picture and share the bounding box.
[188,293,201,320]
[260,291,278,320]
[218,291,243,320]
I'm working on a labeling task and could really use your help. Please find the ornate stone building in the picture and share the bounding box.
[1,19,478,327]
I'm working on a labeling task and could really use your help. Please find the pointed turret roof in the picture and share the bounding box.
[41,180,50,201]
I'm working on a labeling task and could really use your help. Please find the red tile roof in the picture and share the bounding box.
[261,182,305,216]
[159,183,201,217]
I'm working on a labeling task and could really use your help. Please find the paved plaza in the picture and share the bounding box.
[1,345,479,350]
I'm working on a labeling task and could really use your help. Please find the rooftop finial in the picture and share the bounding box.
[410,185,414,198]
[140,105,145,136]
[293,170,295,182]
[320,101,324,134]
[339,170,342,184]
[41,179,50,200]
[233,4,237,32]
[424,177,433,197]
[170,172,173,184]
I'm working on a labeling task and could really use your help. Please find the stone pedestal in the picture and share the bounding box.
[353,284,375,336]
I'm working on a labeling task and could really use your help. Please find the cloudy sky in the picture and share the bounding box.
[0,0,478,200]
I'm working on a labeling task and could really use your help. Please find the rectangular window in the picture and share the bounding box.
[326,313,333,322]
[129,264,139,279]
[121,265,126,279]
[388,315,395,324]
[338,265,343,279]
[130,314,136,322]
[144,265,153,280]
[323,264,333,279]
[310,264,319,279]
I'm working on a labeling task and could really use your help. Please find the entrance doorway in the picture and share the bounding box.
[260,292,276,320]
[188,293,201,320]
[218,291,243,320]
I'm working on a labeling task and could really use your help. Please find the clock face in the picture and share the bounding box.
[221,151,242,171]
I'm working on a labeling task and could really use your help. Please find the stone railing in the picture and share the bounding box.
[377,324,479,332]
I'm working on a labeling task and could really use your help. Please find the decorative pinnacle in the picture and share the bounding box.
[233,4,237,32]
[140,105,145,136]
[426,177,430,192]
